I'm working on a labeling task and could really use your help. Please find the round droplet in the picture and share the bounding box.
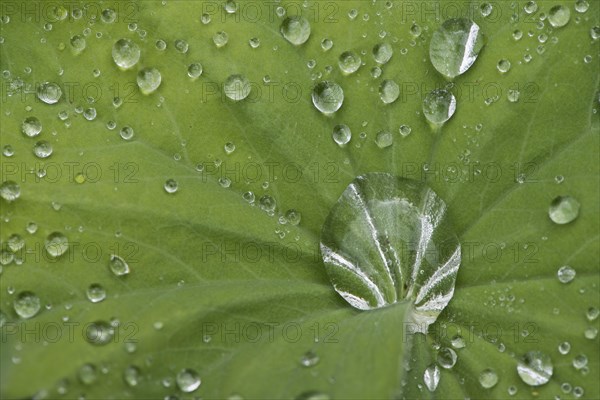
[224,142,236,154]
[437,347,457,369]
[507,89,520,103]
[497,59,511,73]
[84,320,114,345]
[508,386,518,396]
[423,89,457,125]
[7,234,25,252]
[557,265,576,283]
[548,5,570,28]
[109,254,130,276]
[258,195,276,213]
[300,351,319,367]
[33,141,53,158]
[321,38,333,51]
[424,364,440,392]
[332,124,351,145]
[174,39,189,53]
[249,37,260,48]
[37,82,62,104]
[524,1,538,14]
[164,179,178,194]
[242,191,255,203]
[78,363,97,385]
[0,180,21,201]
[86,284,107,303]
[188,63,203,79]
[112,39,140,69]
[451,335,465,349]
[14,291,40,319]
[572,354,587,370]
[137,68,162,94]
[429,18,485,79]
[120,126,134,140]
[123,365,141,387]
[373,43,393,64]
[213,31,229,47]
[480,2,493,17]
[591,26,600,40]
[21,116,42,137]
[479,369,498,389]
[70,34,86,52]
[338,51,361,74]
[549,196,580,224]
[155,39,167,50]
[586,307,599,321]
[224,74,251,101]
[176,369,201,393]
[375,130,393,148]
[399,125,412,137]
[558,341,571,355]
[280,16,311,45]
[45,232,68,257]
[379,80,400,104]
[320,173,461,332]
[312,81,344,114]
[285,209,301,226]
[517,351,553,386]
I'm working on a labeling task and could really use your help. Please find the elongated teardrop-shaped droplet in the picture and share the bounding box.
[424,364,440,392]
[517,351,553,386]
[320,173,461,333]
[429,18,485,79]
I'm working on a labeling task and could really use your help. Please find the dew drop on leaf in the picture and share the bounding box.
[375,131,393,148]
[0,180,21,201]
[557,265,576,283]
[112,39,140,69]
[549,196,580,224]
[164,179,178,194]
[558,341,571,355]
[86,284,107,303]
[379,80,400,104]
[78,363,98,385]
[280,16,311,45]
[373,42,393,64]
[437,347,457,369]
[37,82,62,104]
[320,173,461,333]
[187,63,203,79]
[429,18,485,79]
[332,124,351,146]
[123,365,141,387]
[14,291,41,319]
[84,320,114,345]
[548,5,570,28]
[300,350,319,367]
[45,232,68,257]
[424,364,440,391]
[479,368,498,388]
[338,51,361,75]
[224,74,251,101]
[516,351,553,386]
[176,368,201,393]
[312,81,344,114]
[423,89,457,125]
[137,67,162,95]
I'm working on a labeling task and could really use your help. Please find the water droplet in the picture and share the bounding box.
[423,89,456,125]
[558,341,571,354]
[258,195,276,214]
[586,307,599,321]
[574,0,589,13]
[280,16,311,45]
[187,63,203,79]
[320,173,461,332]
[548,5,570,28]
[479,369,498,388]
[109,254,130,276]
[86,284,107,303]
[26,222,38,234]
[497,59,511,73]
[517,351,553,386]
[45,232,68,257]
[584,327,597,339]
[285,209,301,226]
[572,354,587,370]
[123,365,141,387]
[176,369,201,393]
[424,364,440,391]
[507,89,520,103]
[549,196,580,224]
[437,347,457,369]
[70,34,86,52]
[37,82,62,104]
[429,18,485,79]
[338,51,361,74]
[375,130,393,148]
[451,335,466,349]
[83,108,96,121]
[373,43,393,64]
[112,39,141,69]
[332,124,351,145]
[379,80,400,104]
[213,31,229,47]
[524,1,538,14]
[573,386,585,398]
[3,145,14,157]
[33,140,53,158]
[7,234,25,252]
[120,126,134,140]
[85,320,114,345]
[242,191,255,203]
[224,142,236,154]
[312,81,344,114]
[137,68,162,94]
[224,74,251,101]
[557,265,576,283]
[399,125,412,137]
[320,38,333,51]
[78,363,98,385]
[14,291,40,318]
[591,26,600,40]
[0,180,21,201]
[174,39,189,53]
[480,2,493,17]
[155,39,167,50]
[410,23,422,37]
[300,351,319,367]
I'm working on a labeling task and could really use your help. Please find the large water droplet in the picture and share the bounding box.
[548,5,570,28]
[45,232,68,257]
[557,265,576,283]
[479,368,498,388]
[86,284,107,303]
[423,89,457,125]
[549,196,580,224]
[176,368,201,393]
[375,130,393,148]
[373,43,393,64]
[332,124,351,146]
[379,80,400,104]
[320,173,461,333]
[14,291,40,318]
[112,39,141,69]
[424,364,440,392]
[312,81,344,114]
[280,16,311,45]
[224,74,251,101]
[109,254,130,276]
[33,140,53,158]
[517,351,553,386]
[137,68,162,94]
[0,180,21,201]
[338,51,361,74]
[429,18,485,79]
[84,320,114,345]
[37,82,62,104]
[22,116,42,137]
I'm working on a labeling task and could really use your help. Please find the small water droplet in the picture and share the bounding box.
[338,51,361,74]
[285,209,301,226]
[558,341,571,355]
[45,232,68,257]
[479,368,498,388]
[379,80,400,104]
[586,306,599,321]
[109,254,130,276]
[258,195,276,214]
[332,124,351,145]
[174,39,189,53]
[224,74,251,101]
[497,59,511,73]
[14,291,41,318]
[84,320,114,345]
[321,38,333,51]
[0,180,21,201]
[120,126,134,140]
[312,81,344,114]
[572,354,587,370]
[176,368,201,393]
[300,350,319,367]
[549,196,580,224]
[112,39,140,69]
[78,363,98,385]
[375,130,393,148]
[86,284,107,303]
[424,364,440,391]
[37,82,62,104]
[33,140,53,159]
[437,347,457,369]
[187,63,203,79]
[423,89,456,125]
[373,42,393,64]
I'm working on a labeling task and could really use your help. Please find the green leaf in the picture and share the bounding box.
[1,1,598,399]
